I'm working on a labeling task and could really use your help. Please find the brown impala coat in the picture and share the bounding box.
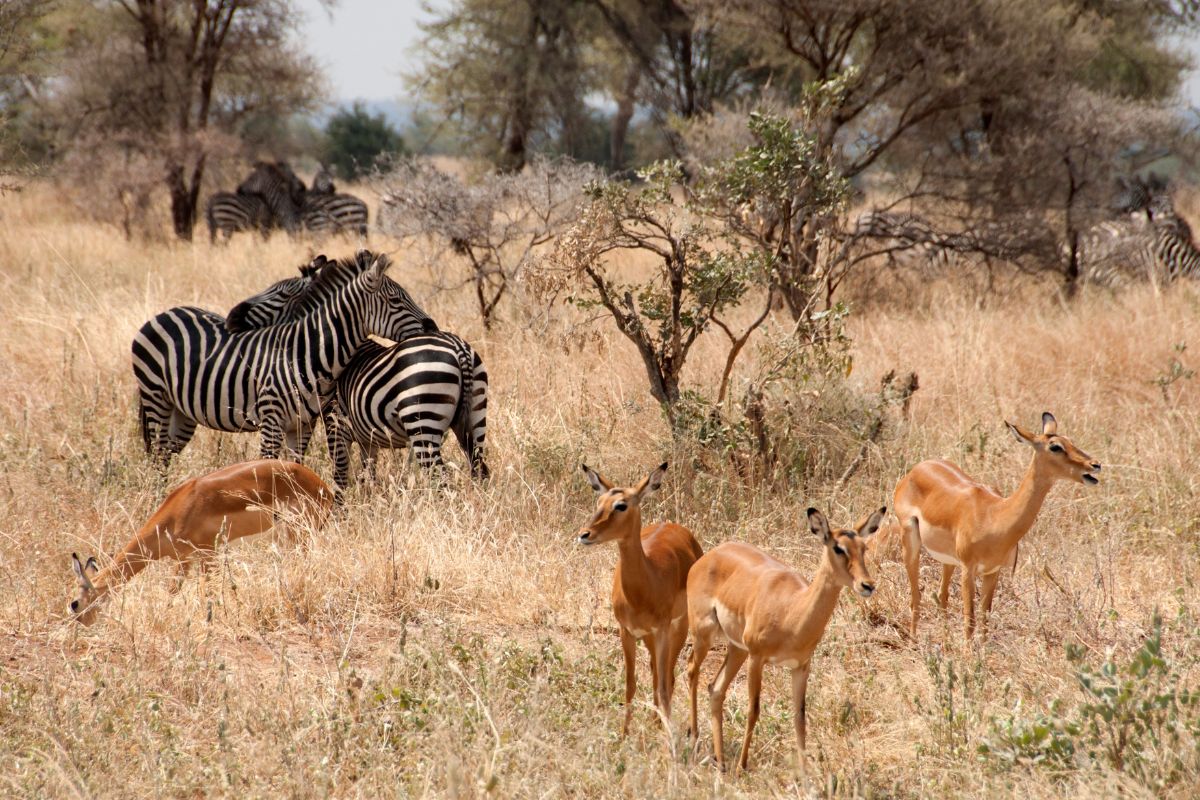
[70,460,334,624]
[686,506,884,771]
[577,462,703,736]
[893,412,1100,639]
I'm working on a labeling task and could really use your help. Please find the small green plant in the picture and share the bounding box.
[981,612,1200,787]
[1150,341,1194,405]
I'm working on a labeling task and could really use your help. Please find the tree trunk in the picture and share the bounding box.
[166,161,203,241]
[610,65,639,173]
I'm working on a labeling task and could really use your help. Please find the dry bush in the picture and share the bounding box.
[0,182,1198,797]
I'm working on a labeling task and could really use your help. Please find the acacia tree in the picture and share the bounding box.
[48,0,322,239]
[534,112,847,425]
[376,157,602,328]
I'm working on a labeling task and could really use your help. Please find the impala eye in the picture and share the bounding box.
[614,501,628,512]
[1049,443,1064,453]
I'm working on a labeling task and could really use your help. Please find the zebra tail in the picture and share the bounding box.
[450,343,485,477]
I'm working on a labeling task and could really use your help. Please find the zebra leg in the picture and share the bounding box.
[323,404,355,491]
[164,410,198,462]
[282,420,315,462]
[259,418,285,461]
[411,433,446,473]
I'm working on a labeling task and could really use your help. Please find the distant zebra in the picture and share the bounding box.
[238,161,307,233]
[132,250,438,466]
[206,192,271,242]
[1081,174,1200,286]
[852,210,957,272]
[228,259,489,487]
[301,192,369,237]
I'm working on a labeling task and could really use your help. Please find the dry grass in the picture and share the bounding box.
[1,182,1199,798]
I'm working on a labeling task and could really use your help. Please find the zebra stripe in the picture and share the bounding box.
[238,161,307,233]
[206,192,271,242]
[131,251,437,466]
[230,260,489,486]
[302,193,369,237]
[1082,178,1200,287]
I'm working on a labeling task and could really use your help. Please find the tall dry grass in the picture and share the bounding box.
[0,182,1198,797]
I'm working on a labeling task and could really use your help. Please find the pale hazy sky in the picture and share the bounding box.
[299,1,1200,110]
[296,0,435,104]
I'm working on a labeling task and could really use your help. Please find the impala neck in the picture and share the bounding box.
[615,511,651,586]
[802,555,848,635]
[995,454,1058,549]
[93,525,169,592]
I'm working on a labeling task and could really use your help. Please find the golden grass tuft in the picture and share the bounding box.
[0,182,1198,797]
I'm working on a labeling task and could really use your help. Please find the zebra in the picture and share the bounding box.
[131,250,438,467]
[301,192,369,237]
[205,191,271,242]
[238,161,307,233]
[1081,174,1200,286]
[227,259,489,488]
[852,209,958,273]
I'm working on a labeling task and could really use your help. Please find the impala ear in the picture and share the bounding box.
[1041,412,1057,435]
[581,464,612,493]
[1006,420,1035,446]
[857,507,887,539]
[71,553,95,590]
[634,462,668,500]
[807,507,831,543]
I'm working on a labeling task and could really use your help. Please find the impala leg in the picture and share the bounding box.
[736,654,766,773]
[644,632,660,712]
[709,646,749,770]
[687,624,715,747]
[938,564,955,611]
[902,517,922,637]
[961,565,978,640]
[665,614,688,710]
[619,627,638,738]
[791,662,812,758]
[651,627,673,722]
[979,571,1001,639]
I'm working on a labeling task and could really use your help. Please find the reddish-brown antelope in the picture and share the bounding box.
[894,412,1100,640]
[686,506,884,771]
[70,460,334,624]
[577,462,704,735]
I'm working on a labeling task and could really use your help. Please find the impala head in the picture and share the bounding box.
[576,462,667,546]
[807,506,884,597]
[69,552,104,625]
[1005,412,1101,486]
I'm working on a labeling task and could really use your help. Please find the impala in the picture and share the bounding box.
[687,505,884,771]
[69,460,334,624]
[894,411,1100,640]
[577,462,704,736]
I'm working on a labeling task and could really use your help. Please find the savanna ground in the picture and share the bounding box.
[1,182,1199,798]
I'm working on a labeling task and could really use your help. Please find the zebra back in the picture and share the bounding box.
[225,259,323,333]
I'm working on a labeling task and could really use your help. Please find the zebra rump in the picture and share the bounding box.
[229,258,489,486]
[302,193,369,237]
[206,192,271,242]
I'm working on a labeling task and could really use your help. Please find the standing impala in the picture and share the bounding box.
[687,505,884,771]
[894,411,1100,640]
[69,460,334,624]
[577,462,704,736]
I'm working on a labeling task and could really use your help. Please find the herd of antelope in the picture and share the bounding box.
[66,247,1104,772]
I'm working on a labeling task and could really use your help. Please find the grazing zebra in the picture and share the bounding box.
[229,259,489,487]
[852,210,957,272]
[131,250,438,467]
[238,161,307,233]
[1081,174,1200,286]
[301,192,369,237]
[206,191,272,242]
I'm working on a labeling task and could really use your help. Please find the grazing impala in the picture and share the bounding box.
[69,460,334,624]
[894,412,1100,640]
[687,506,884,771]
[577,462,704,736]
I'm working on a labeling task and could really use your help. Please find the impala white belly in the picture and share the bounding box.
[714,600,748,650]
[771,657,801,669]
[923,545,962,567]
